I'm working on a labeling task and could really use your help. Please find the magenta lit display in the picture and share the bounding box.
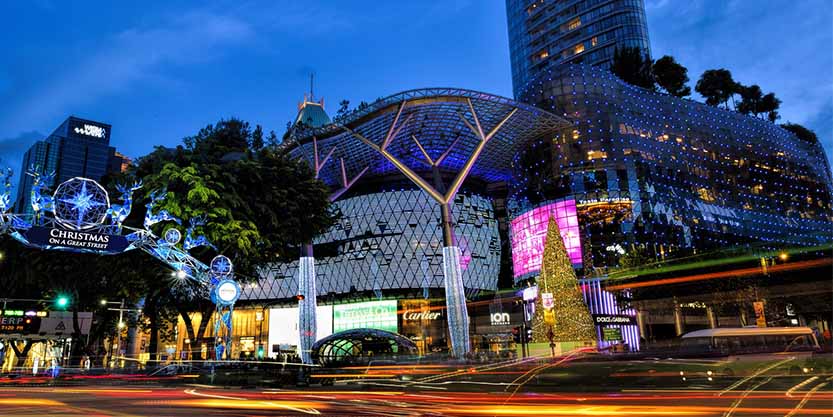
[510,199,582,279]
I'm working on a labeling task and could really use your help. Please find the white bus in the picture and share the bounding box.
[678,327,825,378]
[680,327,820,356]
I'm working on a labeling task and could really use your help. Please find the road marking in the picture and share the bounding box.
[785,376,833,417]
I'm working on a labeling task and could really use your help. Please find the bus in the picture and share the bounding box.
[677,327,827,380]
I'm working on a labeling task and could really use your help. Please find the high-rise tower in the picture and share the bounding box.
[506,0,651,98]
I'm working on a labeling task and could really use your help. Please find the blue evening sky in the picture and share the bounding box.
[0,0,830,187]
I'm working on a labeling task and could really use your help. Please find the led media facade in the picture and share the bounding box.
[510,199,582,282]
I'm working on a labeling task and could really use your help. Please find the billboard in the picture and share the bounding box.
[267,305,333,358]
[333,300,398,333]
[510,199,582,279]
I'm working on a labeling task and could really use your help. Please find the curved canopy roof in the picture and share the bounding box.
[284,88,571,187]
[311,328,418,366]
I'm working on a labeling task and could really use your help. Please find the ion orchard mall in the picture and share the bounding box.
[167,65,832,361]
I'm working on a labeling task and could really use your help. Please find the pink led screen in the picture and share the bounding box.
[510,199,582,278]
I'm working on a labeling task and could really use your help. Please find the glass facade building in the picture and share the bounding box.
[512,64,833,275]
[15,116,126,215]
[506,0,651,98]
[244,190,502,300]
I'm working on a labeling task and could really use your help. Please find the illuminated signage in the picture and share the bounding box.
[602,327,623,341]
[0,316,40,334]
[74,124,106,138]
[490,312,510,326]
[333,300,397,333]
[577,197,632,206]
[510,199,582,279]
[522,286,538,301]
[402,310,441,321]
[23,226,128,253]
[216,280,240,304]
[542,292,554,309]
[592,314,636,325]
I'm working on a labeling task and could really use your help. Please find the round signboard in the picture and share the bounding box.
[215,280,240,305]
[53,177,110,230]
[210,255,233,277]
[164,228,181,245]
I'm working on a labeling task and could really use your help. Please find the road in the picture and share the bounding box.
[0,378,831,416]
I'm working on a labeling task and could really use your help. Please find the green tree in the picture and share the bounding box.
[695,69,739,108]
[652,55,690,97]
[130,118,335,358]
[781,123,818,144]
[531,217,596,345]
[611,47,655,90]
[760,92,781,122]
[737,84,763,117]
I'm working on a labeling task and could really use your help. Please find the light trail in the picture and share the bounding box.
[784,376,833,417]
[721,376,772,417]
[607,258,831,290]
[717,356,794,396]
[182,388,322,414]
[785,376,820,398]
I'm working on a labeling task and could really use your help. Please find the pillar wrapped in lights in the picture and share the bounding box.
[296,137,367,364]
[297,247,316,364]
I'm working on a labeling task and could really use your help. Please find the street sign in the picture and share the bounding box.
[602,327,623,341]
[753,301,766,328]
[542,292,554,309]
[0,316,40,334]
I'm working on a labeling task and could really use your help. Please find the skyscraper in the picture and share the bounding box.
[506,0,651,98]
[15,116,126,214]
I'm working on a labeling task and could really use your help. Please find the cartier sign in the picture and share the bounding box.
[402,310,441,321]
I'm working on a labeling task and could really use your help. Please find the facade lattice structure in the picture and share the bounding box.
[241,190,501,300]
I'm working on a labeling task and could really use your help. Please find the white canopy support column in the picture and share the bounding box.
[343,98,517,357]
[298,138,368,364]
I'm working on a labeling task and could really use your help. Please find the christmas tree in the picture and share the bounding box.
[531,216,596,344]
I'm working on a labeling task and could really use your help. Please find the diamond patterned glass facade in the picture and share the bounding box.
[241,190,501,301]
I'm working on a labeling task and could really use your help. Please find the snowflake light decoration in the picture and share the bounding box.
[53,178,110,230]
[210,255,233,277]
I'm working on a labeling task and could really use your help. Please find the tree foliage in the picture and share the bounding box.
[781,123,818,144]
[131,118,336,278]
[737,84,763,116]
[652,55,690,97]
[611,47,655,90]
[695,69,738,108]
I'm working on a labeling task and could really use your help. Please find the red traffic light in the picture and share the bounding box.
[295,294,305,301]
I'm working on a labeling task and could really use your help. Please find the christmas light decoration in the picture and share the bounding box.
[531,216,596,344]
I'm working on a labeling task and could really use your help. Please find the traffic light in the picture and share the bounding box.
[295,294,305,301]
[512,326,521,343]
[55,295,70,309]
[526,327,533,342]
[256,345,265,359]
